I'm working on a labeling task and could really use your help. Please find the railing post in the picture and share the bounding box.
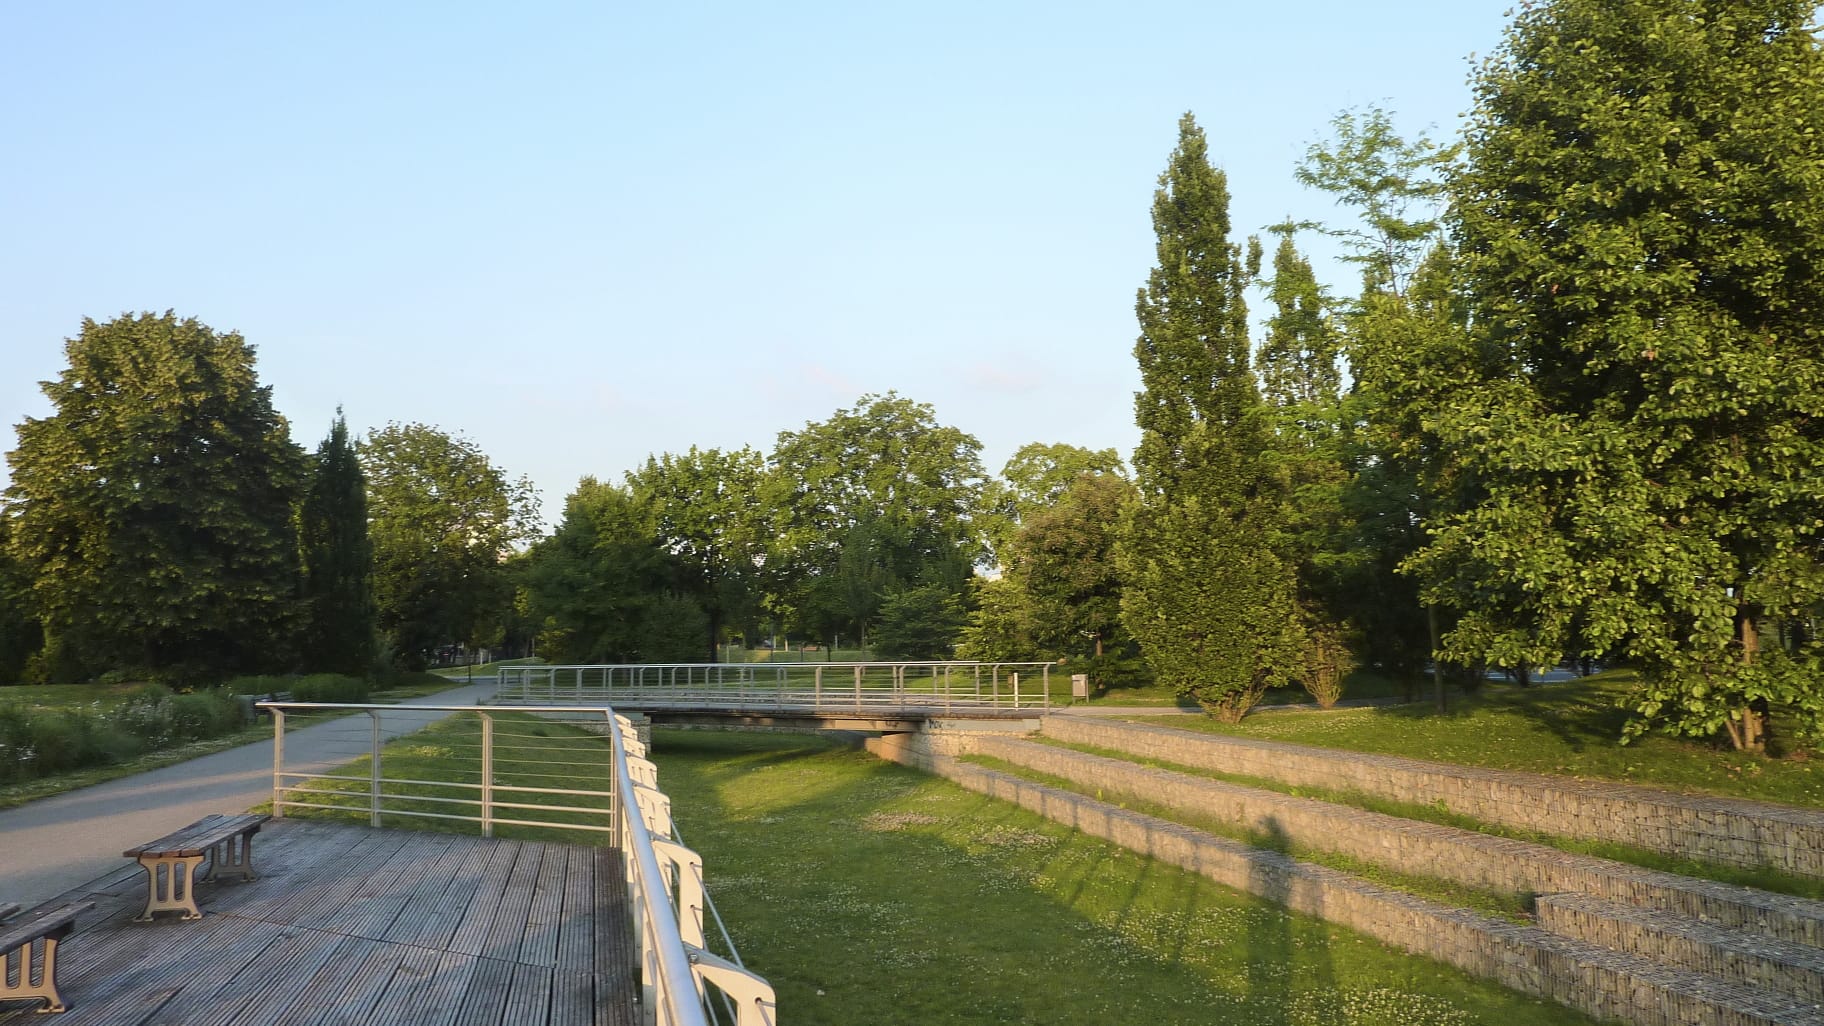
[854,665,863,710]
[368,710,382,828]
[480,712,495,838]
[1012,672,1020,709]
[272,708,286,819]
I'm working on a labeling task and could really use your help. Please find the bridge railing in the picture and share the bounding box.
[495,661,1053,711]
[260,703,777,1026]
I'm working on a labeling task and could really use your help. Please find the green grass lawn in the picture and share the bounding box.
[1142,670,1824,809]
[652,728,1592,1026]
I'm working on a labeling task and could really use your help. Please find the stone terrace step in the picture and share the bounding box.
[1042,714,1824,880]
[870,732,1824,1026]
[966,733,1824,949]
[1538,892,1824,1006]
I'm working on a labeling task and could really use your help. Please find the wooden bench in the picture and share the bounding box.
[0,901,95,1013]
[123,814,268,922]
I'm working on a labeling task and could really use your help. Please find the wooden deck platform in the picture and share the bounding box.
[0,819,636,1026]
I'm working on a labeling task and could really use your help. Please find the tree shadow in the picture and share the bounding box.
[1245,816,1333,1025]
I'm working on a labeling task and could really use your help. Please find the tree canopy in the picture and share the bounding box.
[1120,113,1304,719]
[1413,0,1824,749]
[5,312,305,681]
[361,422,540,669]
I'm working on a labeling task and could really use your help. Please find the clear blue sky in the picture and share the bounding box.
[1,1,1513,524]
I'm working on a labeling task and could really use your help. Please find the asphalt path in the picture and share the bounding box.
[0,677,499,905]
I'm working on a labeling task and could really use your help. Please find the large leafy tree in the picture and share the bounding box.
[980,443,1126,562]
[5,312,305,681]
[768,393,986,646]
[1118,113,1303,719]
[1295,107,1461,693]
[1256,228,1358,706]
[0,516,44,683]
[298,411,376,676]
[1415,0,1824,749]
[626,446,767,660]
[360,423,540,669]
[523,476,675,663]
[1008,470,1134,661]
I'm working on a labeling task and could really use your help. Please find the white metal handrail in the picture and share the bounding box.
[260,702,776,1026]
[497,660,1053,713]
[612,716,777,1026]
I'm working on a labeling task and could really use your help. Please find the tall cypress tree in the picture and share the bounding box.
[1119,113,1303,720]
[1415,0,1824,749]
[299,411,376,676]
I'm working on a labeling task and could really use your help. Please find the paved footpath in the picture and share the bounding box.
[0,678,498,905]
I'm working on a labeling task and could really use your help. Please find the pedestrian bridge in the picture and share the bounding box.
[492,661,1057,731]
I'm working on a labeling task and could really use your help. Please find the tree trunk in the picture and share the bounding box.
[1731,610,1767,753]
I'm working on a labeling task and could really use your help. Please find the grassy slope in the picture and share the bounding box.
[1140,671,1824,809]
[654,729,1590,1026]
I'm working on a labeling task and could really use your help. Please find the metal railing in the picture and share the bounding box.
[261,702,776,1026]
[497,660,1054,712]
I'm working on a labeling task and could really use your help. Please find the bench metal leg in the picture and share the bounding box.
[0,928,74,1013]
[133,855,207,921]
[200,832,257,884]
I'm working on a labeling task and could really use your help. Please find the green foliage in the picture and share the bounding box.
[1004,470,1133,661]
[637,593,713,663]
[955,576,1038,662]
[1121,113,1303,719]
[980,443,1126,560]
[4,312,306,682]
[522,477,664,664]
[1417,0,1824,750]
[0,684,243,785]
[768,392,985,643]
[1295,109,1462,686]
[298,411,376,676]
[360,422,541,670]
[627,447,767,659]
[0,517,42,684]
[1296,105,1457,296]
[869,583,967,659]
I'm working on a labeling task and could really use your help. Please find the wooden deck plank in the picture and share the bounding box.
[397,951,479,1026]
[275,935,409,1026]
[548,965,595,1026]
[338,832,461,939]
[477,842,545,963]
[502,962,554,1026]
[359,944,442,1026]
[0,822,642,1026]
[519,841,569,968]
[444,843,523,957]
[449,956,515,1026]
[383,836,490,947]
[555,844,596,974]
[147,928,348,1026]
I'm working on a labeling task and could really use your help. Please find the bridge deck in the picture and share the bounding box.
[0,819,634,1026]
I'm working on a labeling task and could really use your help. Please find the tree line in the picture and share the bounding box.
[0,311,540,683]
[2,0,1820,756]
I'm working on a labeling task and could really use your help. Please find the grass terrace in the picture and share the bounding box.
[1140,670,1824,809]
[649,729,1594,1026]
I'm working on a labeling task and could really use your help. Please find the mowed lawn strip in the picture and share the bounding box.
[651,729,1591,1026]
[1140,671,1824,809]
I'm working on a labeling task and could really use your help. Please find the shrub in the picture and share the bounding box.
[289,674,370,703]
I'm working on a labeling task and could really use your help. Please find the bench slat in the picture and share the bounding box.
[124,814,268,858]
[0,901,94,952]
